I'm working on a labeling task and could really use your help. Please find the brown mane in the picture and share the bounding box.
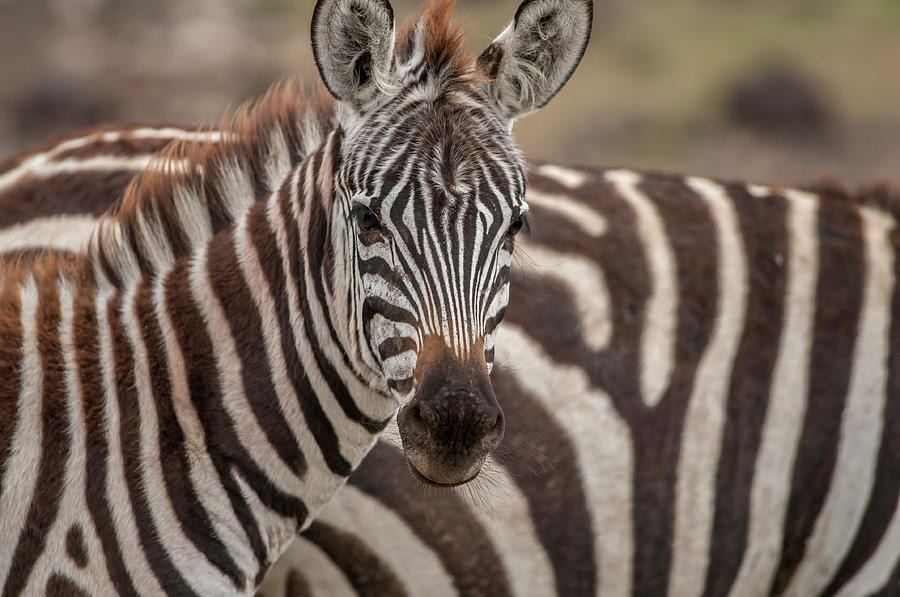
[396,0,477,81]
[92,82,336,286]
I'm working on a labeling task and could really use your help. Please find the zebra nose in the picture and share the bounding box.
[407,392,504,451]
[398,386,505,486]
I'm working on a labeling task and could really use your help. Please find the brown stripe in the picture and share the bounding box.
[206,229,307,475]
[45,574,89,597]
[0,170,139,228]
[52,135,179,161]
[824,222,900,595]
[346,442,513,597]
[285,570,315,597]
[770,195,865,595]
[0,122,188,175]
[77,285,139,596]
[107,293,199,596]
[3,277,70,597]
[281,166,387,434]
[65,524,89,568]
[702,185,789,596]
[0,278,23,484]
[522,171,720,596]
[491,366,596,596]
[163,262,269,573]
[133,279,244,589]
[164,260,310,580]
[304,520,409,597]
[249,199,352,476]
[624,174,720,596]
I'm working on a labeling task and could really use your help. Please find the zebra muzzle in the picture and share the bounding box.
[397,362,504,486]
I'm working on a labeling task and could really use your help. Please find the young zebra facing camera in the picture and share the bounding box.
[0,0,592,594]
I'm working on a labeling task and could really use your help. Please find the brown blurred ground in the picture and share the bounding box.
[0,0,898,187]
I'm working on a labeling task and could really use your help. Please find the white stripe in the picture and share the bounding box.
[605,169,677,407]
[0,125,220,193]
[95,280,165,593]
[785,205,896,596]
[535,164,588,189]
[258,537,358,597]
[0,155,155,193]
[669,177,748,597]
[525,189,607,238]
[375,420,558,595]
[314,483,458,597]
[517,239,612,351]
[152,271,256,574]
[728,188,819,596]
[0,215,98,253]
[33,279,118,595]
[234,216,348,523]
[0,279,42,577]
[188,244,306,500]
[465,463,558,597]
[496,324,635,597]
[120,284,229,593]
[836,498,900,596]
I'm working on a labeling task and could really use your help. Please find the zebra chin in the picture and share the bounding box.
[396,337,505,486]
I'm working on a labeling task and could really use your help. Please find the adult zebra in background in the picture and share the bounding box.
[0,0,593,594]
[6,122,900,597]
[258,164,900,597]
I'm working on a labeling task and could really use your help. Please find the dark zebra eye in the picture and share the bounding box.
[356,207,380,232]
[507,215,526,237]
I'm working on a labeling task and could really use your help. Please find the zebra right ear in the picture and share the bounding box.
[311,0,396,114]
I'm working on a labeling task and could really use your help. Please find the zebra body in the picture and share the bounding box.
[4,112,900,596]
[259,164,900,597]
[0,0,593,594]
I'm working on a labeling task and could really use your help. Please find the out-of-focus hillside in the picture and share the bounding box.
[0,0,898,187]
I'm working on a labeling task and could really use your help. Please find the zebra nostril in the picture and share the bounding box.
[483,412,504,448]
[406,403,429,438]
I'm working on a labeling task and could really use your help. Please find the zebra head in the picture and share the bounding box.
[312,0,592,485]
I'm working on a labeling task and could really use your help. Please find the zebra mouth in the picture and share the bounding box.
[406,459,483,487]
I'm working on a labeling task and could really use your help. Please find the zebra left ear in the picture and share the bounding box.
[478,0,593,122]
[311,0,396,114]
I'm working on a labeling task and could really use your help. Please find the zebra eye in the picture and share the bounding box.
[507,214,526,237]
[355,207,381,232]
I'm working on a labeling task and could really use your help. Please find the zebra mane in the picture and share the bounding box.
[91,82,336,287]
[395,0,479,84]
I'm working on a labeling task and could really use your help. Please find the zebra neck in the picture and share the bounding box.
[86,136,397,585]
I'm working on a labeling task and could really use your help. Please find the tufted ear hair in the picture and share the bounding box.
[311,0,396,114]
[478,0,592,122]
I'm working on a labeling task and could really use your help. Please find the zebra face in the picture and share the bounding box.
[339,99,527,484]
[312,0,592,484]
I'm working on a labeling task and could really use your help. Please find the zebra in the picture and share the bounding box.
[0,0,594,594]
[6,114,900,597]
[5,14,900,597]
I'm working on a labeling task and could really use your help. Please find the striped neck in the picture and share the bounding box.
[74,95,399,589]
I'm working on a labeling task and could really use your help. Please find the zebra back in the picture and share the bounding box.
[4,117,900,595]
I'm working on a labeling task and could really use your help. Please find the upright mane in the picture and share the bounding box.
[396,0,475,80]
[91,83,336,287]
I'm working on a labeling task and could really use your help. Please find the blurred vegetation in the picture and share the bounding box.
[0,0,898,186]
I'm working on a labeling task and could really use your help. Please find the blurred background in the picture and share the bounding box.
[0,0,898,187]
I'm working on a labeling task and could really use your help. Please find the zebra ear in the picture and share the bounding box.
[311,0,396,113]
[478,0,593,122]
